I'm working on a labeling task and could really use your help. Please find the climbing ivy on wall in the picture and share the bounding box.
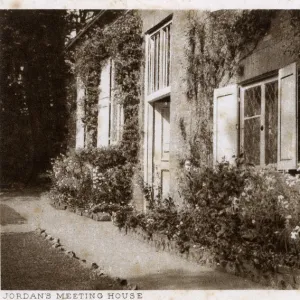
[49,11,143,209]
[185,10,275,168]
[73,10,143,160]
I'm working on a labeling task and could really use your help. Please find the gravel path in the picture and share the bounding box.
[0,191,268,290]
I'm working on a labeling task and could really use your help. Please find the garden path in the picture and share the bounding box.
[0,191,268,290]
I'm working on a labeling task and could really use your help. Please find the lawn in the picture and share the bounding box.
[1,232,123,290]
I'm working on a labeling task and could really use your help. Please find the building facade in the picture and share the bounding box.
[73,10,300,211]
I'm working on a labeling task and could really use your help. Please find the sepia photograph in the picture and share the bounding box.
[0,1,300,298]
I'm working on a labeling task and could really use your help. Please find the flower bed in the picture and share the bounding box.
[48,147,134,209]
[123,225,300,289]
[48,151,300,289]
[112,160,300,289]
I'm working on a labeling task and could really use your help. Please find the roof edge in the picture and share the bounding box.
[65,10,106,50]
[66,10,132,50]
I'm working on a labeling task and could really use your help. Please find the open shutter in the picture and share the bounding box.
[278,62,298,170]
[76,77,85,149]
[97,60,111,147]
[109,61,120,145]
[213,85,239,164]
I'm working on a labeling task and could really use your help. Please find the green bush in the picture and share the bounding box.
[91,162,133,205]
[48,147,133,209]
[180,161,300,269]
[49,150,92,208]
[115,160,300,271]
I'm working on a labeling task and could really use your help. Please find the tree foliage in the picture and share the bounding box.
[0,10,69,185]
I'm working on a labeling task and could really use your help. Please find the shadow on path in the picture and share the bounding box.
[0,189,270,290]
[0,187,45,200]
[0,204,27,225]
[128,269,264,290]
[1,232,123,290]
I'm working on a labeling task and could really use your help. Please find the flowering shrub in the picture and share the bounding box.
[112,204,135,229]
[49,150,92,207]
[90,162,133,205]
[180,160,300,269]
[48,147,134,209]
[115,159,300,271]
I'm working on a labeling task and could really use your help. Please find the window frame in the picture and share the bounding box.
[143,17,173,211]
[240,75,278,167]
[213,62,299,170]
[145,19,172,103]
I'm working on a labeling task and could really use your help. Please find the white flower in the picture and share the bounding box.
[293,226,300,233]
[278,195,284,201]
[291,232,298,240]
[147,218,154,224]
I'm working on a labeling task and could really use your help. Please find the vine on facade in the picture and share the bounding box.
[49,11,143,209]
[73,11,143,160]
[185,10,275,167]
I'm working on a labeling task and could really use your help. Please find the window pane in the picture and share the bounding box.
[162,24,171,89]
[147,38,152,94]
[244,86,261,117]
[167,24,170,86]
[243,85,261,165]
[265,81,278,164]
[154,32,160,91]
[244,117,261,165]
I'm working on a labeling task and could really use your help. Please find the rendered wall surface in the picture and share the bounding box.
[131,10,202,208]
[131,10,300,210]
[237,11,299,84]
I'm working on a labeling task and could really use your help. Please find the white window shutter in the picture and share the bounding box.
[76,77,85,149]
[213,85,239,164]
[278,62,298,170]
[97,60,111,147]
[109,61,121,145]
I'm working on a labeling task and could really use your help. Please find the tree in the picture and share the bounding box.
[65,10,100,42]
[0,10,69,185]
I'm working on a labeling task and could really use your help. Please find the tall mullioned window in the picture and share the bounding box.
[147,21,171,96]
[144,17,172,201]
